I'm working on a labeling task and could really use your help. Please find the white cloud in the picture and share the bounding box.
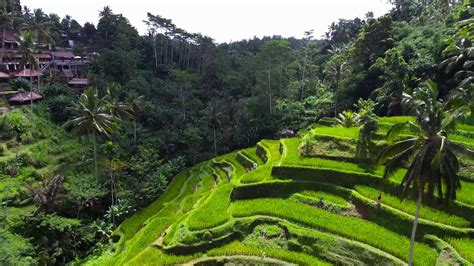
[21,0,392,43]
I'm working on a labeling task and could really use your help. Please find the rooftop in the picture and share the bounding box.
[16,69,43,77]
[9,92,43,103]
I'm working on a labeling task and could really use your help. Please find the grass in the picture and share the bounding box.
[241,147,264,166]
[456,181,474,207]
[355,186,471,228]
[299,138,356,159]
[377,116,415,125]
[260,140,281,162]
[311,126,360,140]
[207,241,331,266]
[88,116,474,265]
[448,238,474,263]
[293,190,351,208]
[187,184,233,230]
[230,198,437,265]
[115,168,190,245]
[282,138,386,176]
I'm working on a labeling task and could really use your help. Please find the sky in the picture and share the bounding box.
[21,0,393,43]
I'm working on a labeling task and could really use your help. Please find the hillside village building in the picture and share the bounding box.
[0,31,91,92]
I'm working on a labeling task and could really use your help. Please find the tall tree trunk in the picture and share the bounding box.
[408,191,422,266]
[92,133,98,184]
[110,159,115,225]
[30,75,33,112]
[153,36,158,70]
[1,25,5,67]
[213,124,217,156]
[181,87,186,121]
[13,136,19,176]
[133,120,137,144]
[170,38,174,64]
[267,58,272,115]
[110,160,114,206]
[334,78,339,117]
[0,0,5,67]
[300,50,307,101]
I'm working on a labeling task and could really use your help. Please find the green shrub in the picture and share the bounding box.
[0,229,35,265]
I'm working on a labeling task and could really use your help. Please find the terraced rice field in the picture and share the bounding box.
[87,117,474,265]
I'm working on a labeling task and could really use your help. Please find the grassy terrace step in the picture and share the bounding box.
[233,180,473,238]
[230,198,437,265]
[181,255,298,266]
[447,238,474,263]
[355,186,471,228]
[161,214,406,265]
[114,168,191,250]
[187,184,233,230]
[279,137,474,209]
[89,116,474,265]
[240,140,281,184]
[214,152,245,182]
[291,190,351,209]
[425,235,471,265]
[241,147,264,166]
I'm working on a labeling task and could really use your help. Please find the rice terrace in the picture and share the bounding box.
[0,0,474,265]
[85,116,474,265]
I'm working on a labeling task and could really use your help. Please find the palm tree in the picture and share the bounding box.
[335,110,360,128]
[105,82,134,120]
[99,6,114,41]
[131,95,145,144]
[201,102,226,156]
[64,88,119,183]
[103,141,118,224]
[378,81,472,265]
[324,54,349,117]
[20,9,52,46]
[18,31,39,108]
[0,0,16,67]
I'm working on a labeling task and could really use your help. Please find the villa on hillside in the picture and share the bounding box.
[0,31,92,93]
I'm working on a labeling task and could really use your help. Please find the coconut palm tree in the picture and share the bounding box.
[201,102,226,156]
[20,8,53,46]
[0,0,16,67]
[64,88,119,183]
[324,54,349,117]
[335,110,360,128]
[103,140,118,224]
[99,6,114,41]
[18,31,39,108]
[378,81,472,265]
[131,95,145,144]
[104,82,134,120]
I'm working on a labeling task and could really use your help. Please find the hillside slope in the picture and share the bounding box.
[87,117,474,265]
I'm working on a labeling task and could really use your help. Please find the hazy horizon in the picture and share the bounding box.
[20,0,393,43]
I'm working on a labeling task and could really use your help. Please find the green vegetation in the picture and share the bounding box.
[1,0,474,264]
[355,186,471,227]
[448,238,474,263]
[230,198,437,264]
[187,184,232,230]
[292,190,351,208]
